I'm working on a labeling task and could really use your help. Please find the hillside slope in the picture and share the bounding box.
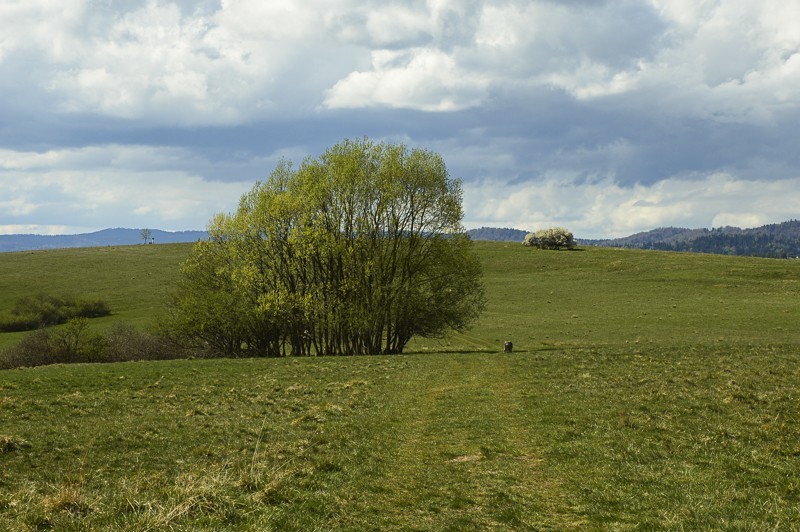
[0,243,190,349]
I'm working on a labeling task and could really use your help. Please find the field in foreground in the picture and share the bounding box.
[2,349,799,529]
[1,243,800,528]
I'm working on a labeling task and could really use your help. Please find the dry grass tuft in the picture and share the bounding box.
[447,454,482,463]
[0,435,30,454]
[43,484,93,516]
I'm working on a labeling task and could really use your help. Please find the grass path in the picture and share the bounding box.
[325,355,582,530]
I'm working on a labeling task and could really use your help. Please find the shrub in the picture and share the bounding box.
[0,321,176,370]
[522,227,575,250]
[522,233,539,247]
[0,328,54,369]
[0,294,111,333]
[0,318,100,368]
[104,323,174,362]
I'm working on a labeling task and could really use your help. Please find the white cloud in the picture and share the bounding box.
[0,0,86,62]
[0,0,370,124]
[468,0,799,126]
[0,225,75,236]
[365,5,433,47]
[0,0,796,127]
[319,2,625,113]
[324,47,490,111]
[0,197,40,216]
[1,145,195,172]
[0,146,252,232]
[46,2,249,123]
[1,0,799,238]
[624,0,800,124]
[464,173,800,239]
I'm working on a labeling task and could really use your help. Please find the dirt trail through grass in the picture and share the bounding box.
[346,354,581,530]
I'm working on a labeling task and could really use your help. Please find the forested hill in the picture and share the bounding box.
[467,227,528,242]
[0,229,208,253]
[579,220,800,258]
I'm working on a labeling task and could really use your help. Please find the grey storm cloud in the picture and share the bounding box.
[1,0,799,237]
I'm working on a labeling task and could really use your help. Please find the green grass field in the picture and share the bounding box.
[0,244,187,350]
[1,242,799,529]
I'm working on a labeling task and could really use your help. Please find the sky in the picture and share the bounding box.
[1,0,799,239]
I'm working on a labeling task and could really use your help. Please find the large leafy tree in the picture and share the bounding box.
[168,138,485,356]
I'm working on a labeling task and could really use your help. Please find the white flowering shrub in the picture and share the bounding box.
[522,227,575,250]
[522,233,539,247]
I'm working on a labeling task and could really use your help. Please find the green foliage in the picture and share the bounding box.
[168,138,485,356]
[162,235,268,357]
[0,294,110,332]
[523,227,575,250]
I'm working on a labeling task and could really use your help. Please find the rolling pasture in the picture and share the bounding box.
[1,242,799,529]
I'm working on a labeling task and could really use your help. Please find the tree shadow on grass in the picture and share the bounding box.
[404,348,532,355]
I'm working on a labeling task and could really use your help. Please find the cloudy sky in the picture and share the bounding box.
[1,0,798,238]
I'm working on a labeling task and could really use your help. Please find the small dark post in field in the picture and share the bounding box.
[504,341,513,353]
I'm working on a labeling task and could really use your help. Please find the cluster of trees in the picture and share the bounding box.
[467,227,528,242]
[166,138,485,357]
[523,227,576,250]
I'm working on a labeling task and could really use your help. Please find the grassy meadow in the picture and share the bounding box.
[0,244,187,350]
[1,242,800,529]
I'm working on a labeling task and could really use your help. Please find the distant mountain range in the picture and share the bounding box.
[3,221,799,258]
[579,220,800,258]
[0,228,208,253]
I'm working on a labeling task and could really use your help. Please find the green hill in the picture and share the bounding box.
[3,241,798,351]
[0,244,189,350]
[1,242,799,528]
